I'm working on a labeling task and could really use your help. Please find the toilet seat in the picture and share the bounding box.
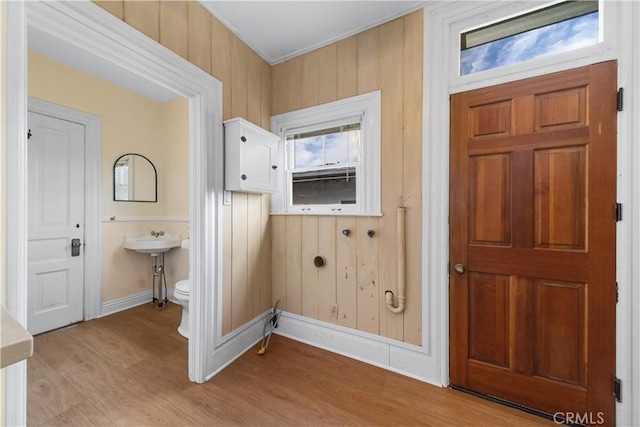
[173,279,190,339]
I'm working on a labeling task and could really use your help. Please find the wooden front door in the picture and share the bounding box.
[449,62,617,423]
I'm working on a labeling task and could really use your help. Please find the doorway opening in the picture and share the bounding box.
[5,2,223,425]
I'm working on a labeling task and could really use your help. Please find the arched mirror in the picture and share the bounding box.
[113,153,157,202]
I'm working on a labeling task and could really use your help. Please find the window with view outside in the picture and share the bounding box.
[288,123,360,206]
[461,1,599,76]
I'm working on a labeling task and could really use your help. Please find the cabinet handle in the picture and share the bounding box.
[241,174,247,180]
[240,136,247,142]
[272,165,278,170]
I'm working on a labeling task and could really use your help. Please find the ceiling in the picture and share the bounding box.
[28,1,426,103]
[200,1,428,65]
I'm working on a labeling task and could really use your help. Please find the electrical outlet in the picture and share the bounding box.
[330,304,339,317]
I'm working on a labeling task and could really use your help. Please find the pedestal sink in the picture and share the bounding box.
[124,232,181,308]
[124,232,181,256]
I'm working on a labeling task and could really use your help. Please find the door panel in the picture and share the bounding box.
[534,147,587,249]
[469,154,511,246]
[470,100,512,139]
[534,280,586,386]
[534,87,586,131]
[450,62,617,423]
[28,112,85,335]
[468,273,510,367]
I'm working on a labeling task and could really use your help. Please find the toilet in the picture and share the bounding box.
[173,279,190,338]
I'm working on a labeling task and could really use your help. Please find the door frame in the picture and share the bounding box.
[423,1,640,425]
[27,97,103,324]
[5,2,224,425]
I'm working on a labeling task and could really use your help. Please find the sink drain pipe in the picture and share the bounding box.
[385,207,406,314]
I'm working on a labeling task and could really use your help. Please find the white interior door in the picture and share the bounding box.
[27,111,85,335]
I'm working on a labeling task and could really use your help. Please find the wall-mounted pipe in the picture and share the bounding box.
[385,207,406,314]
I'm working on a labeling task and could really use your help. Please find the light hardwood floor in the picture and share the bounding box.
[28,303,552,426]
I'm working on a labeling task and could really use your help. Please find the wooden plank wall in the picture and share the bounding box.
[93,0,273,336]
[271,11,423,345]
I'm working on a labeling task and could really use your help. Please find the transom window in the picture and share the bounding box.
[460,1,600,76]
[271,91,381,215]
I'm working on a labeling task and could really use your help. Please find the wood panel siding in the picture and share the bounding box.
[401,10,424,345]
[231,193,249,330]
[301,216,319,319]
[260,61,273,130]
[271,216,287,312]
[210,15,232,121]
[94,0,123,19]
[247,53,263,125]
[230,36,249,119]
[301,51,319,108]
[285,216,303,315]
[187,1,211,74]
[159,1,188,60]
[94,0,273,337]
[123,1,160,42]
[379,18,405,341]
[317,217,337,324]
[285,56,304,112]
[336,36,358,100]
[317,44,338,105]
[260,194,273,311]
[270,11,423,345]
[335,217,358,329]
[271,63,287,116]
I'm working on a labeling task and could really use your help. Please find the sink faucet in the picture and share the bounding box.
[150,230,165,237]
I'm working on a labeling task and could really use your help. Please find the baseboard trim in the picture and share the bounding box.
[274,312,442,386]
[206,310,271,380]
[100,289,175,317]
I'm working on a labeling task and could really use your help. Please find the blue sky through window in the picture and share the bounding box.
[295,136,323,168]
[293,129,360,169]
[461,11,599,76]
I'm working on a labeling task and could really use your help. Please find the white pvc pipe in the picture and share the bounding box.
[385,207,406,314]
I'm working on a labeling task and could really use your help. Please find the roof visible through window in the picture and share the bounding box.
[460,1,599,76]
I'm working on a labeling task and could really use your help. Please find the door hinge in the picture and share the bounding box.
[614,377,622,402]
[27,129,32,139]
[616,203,622,222]
[617,88,623,111]
[616,282,619,304]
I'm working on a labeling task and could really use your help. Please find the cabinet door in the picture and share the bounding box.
[241,126,277,193]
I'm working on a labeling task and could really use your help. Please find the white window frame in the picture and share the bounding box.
[458,1,601,78]
[271,91,381,216]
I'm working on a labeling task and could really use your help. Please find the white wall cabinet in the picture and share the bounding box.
[224,118,279,194]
